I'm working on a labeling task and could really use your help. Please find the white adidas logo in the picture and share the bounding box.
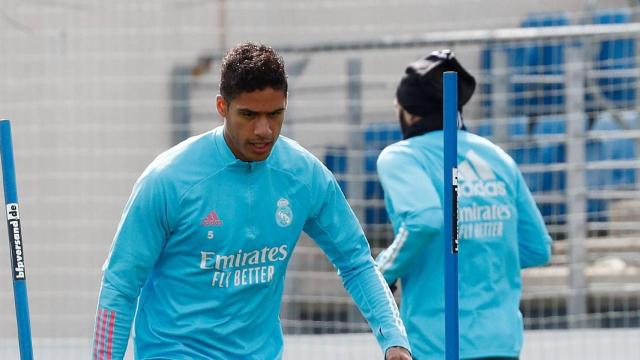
[458,150,507,198]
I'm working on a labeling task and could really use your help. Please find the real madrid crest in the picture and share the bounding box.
[275,198,293,227]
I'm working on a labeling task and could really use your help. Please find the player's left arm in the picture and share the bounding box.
[303,161,412,357]
[513,166,552,268]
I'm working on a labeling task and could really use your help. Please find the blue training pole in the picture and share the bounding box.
[443,72,459,360]
[0,119,34,360]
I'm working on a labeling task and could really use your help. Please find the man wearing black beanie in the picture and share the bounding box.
[375,50,552,360]
[395,49,475,139]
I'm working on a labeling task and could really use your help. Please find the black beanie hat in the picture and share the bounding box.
[396,49,476,117]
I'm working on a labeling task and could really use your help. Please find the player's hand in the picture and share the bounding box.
[385,346,412,360]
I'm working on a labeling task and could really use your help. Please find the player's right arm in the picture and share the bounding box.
[375,146,443,285]
[92,169,173,359]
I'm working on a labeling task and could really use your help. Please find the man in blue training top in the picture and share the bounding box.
[375,50,552,360]
[92,42,412,360]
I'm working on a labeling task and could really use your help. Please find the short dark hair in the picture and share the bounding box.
[219,42,288,102]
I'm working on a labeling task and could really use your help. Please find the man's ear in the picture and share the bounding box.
[396,101,417,127]
[216,95,227,118]
[404,109,422,127]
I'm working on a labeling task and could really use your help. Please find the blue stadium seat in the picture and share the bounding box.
[363,124,401,224]
[586,114,637,190]
[507,116,568,222]
[324,124,402,225]
[468,116,528,142]
[469,119,493,137]
[479,13,570,127]
[585,8,636,222]
[509,116,566,190]
[588,9,636,111]
[363,123,402,149]
[479,49,494,119]
[508,13,570,118]
[324,146,348,195]
[365,147,388,224]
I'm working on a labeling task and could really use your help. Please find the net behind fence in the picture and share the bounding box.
[1,1,639,359]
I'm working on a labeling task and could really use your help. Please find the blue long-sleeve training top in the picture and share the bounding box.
[376,130,551,360]
[93,126,409,359]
